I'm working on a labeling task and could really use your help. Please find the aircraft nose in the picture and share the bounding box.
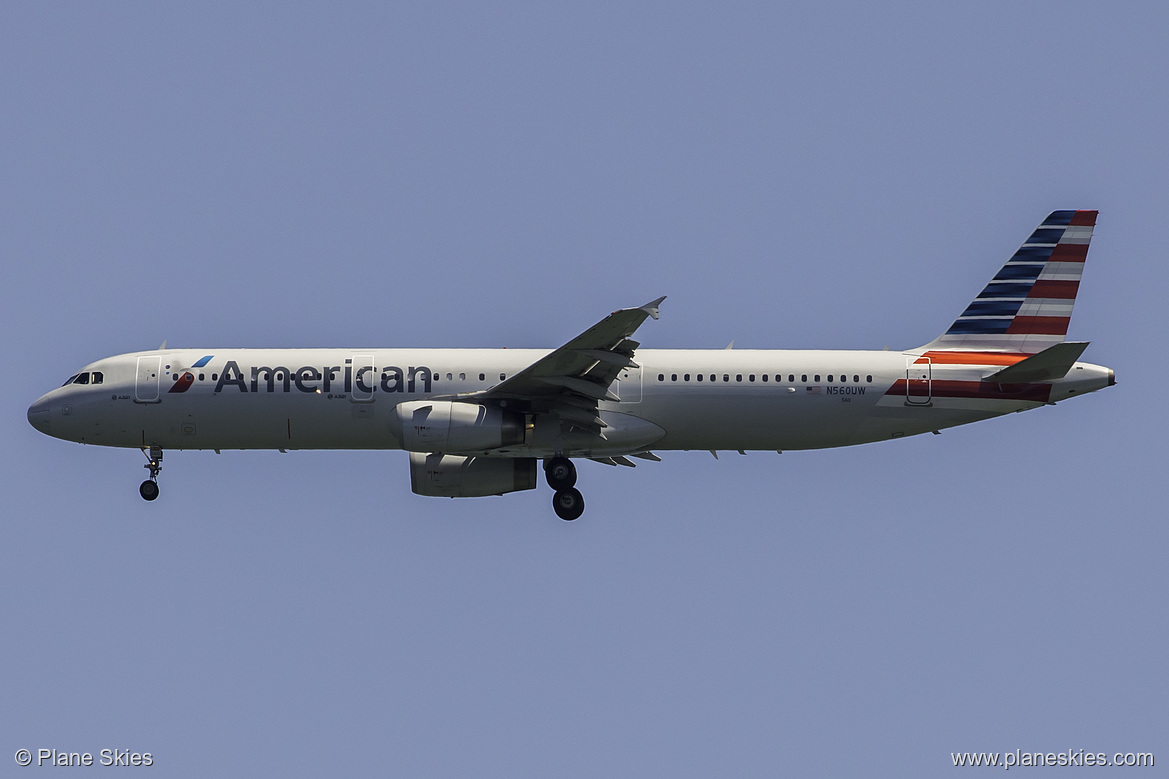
[27,396,52,435]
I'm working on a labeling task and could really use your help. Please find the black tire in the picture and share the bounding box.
[552,488,584,521]
[139,480,159,501]
[545,456,577,490]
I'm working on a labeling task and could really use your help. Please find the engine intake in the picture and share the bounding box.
[391,400,524,453]
[409,453,537,497]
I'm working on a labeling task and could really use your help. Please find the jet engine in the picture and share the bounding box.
[391,400,524,453]
[409,453,537,497]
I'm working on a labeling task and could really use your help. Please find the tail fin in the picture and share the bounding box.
[921,210,1097,354]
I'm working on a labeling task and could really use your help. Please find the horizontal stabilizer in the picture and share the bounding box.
[985,341,1090,383]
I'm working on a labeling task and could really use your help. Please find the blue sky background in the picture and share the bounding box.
[3,3,1165,776]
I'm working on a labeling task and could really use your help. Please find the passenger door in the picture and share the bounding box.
[135,355,161,403]
[905,356,931,405]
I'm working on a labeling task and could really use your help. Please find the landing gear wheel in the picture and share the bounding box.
[140,445,163,502]
[552,488,585,521]
[139,480,160,501]
[545,456,577,490]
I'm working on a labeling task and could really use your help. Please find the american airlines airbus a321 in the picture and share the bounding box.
[28,211,1114,520]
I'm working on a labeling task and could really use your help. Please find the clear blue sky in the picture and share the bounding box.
[3,3,1165,776]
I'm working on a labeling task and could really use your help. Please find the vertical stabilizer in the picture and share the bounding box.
[921,210,1096,354]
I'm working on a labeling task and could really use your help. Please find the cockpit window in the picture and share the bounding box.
[61,372,102,386]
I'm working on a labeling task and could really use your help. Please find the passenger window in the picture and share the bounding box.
[748,374,755,382]
[866,375,873,383]
[74,372,90,385]
[801,374,807,383]
[736,374,742,382]
[761,374,768,382]
[684,373,690,381]
[658,374,664,381]
[212,373,218,381]
[827,375,833,382]
[697,374,703,382]
[671,374,677,381]
[723,374,729,382]
[814,374,821,382]
[479,373,485,381]
[198,373,204,381]
[853,374,859,382]
[446,373,453,381]
[709,374,715,382]
[500,373,506,380]
[788,374,795,383]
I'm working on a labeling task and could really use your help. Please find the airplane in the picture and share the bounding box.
[27,210,1114,520]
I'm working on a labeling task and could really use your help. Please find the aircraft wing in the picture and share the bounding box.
[466,296,665,431]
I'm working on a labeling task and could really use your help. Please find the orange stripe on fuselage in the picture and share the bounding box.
[916,351,1030,366]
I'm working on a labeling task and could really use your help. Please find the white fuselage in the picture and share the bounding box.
[27,347,1114,457]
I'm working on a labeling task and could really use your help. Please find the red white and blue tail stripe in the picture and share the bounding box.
[922,210,1096,354]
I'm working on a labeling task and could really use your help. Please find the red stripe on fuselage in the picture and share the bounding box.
[918,351,1029,366]
[887,379,1051,402]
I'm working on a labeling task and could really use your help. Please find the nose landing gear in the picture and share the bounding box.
[139,445,162,501]
[545,455,584,520]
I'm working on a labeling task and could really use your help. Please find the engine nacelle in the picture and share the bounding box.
[391,400,524,453]
[409,453,537,497]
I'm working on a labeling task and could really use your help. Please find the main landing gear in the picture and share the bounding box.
[139,445,162,501]
[545,455,584,521]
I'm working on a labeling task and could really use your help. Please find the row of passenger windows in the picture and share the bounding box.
[62,366,871,389]
[163,370,511,383]
[62,372,104,386]
[657,372,873,384]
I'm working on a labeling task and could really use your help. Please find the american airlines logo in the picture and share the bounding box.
[168,355,213,393]
[211,359,434,395]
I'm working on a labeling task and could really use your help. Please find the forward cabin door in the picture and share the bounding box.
[135,355,161,403]
[905,356,932,405]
